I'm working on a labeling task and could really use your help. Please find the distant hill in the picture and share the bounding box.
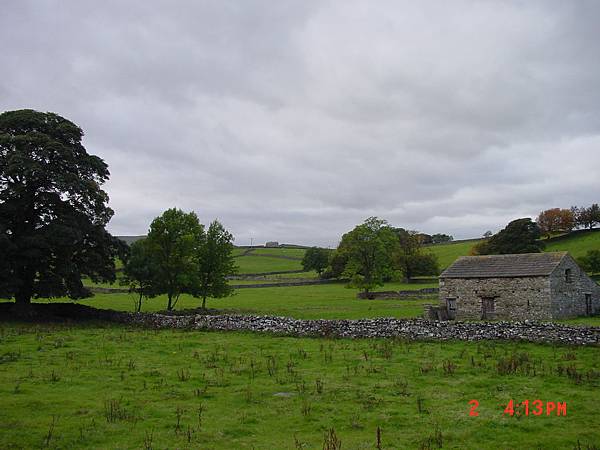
[426,228,600,270]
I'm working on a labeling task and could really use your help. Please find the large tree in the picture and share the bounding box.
[472,218,544,255]
[145,208,204,310]
[194,219,237,309]
[0,109,124,314]
[338,217,399,297]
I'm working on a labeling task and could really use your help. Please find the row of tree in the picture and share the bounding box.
[537,204,600,237]
[301,218,440,296]
[123,209,236,312]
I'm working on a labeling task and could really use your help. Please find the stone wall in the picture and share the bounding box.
[357,288,438,299]
[439,276,551,321]
[4,303,599,346]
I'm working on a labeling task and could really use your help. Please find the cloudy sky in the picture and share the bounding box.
[2,1,599,246]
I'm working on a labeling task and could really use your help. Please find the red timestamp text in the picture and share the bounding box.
[468,399,567,417]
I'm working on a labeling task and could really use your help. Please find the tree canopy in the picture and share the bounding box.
[0,109,124,313]
[144,208,204,310]
[472,218,544,255]
[301,247,330,276]
[394,228,439,281]
[195,219,237,309]
[338,217,399,296]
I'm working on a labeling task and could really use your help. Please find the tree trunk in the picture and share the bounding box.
[13,291,33,317]
[202,296,206,309]
[167,293,173,311]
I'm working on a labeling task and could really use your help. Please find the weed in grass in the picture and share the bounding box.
[174,406,185,434]
[376,426,382,450]
[244,384,253,403]
[496,352,531,375]
[417,396,429,414]
[266,355,277,377]
[350,413,364,430]
[143,429,154,450]
[322,428,341,450]
[418,424,443,449]
[104,398,130,423]
[315,377,324,394]
[443,359,456,375]
[177,368,190,382]
[419,362,434,374]
[393,378,410,396]
[301,397,312,417]
[127,359,136,370]
[293,434,308,449]
[48,369,61,382]
[42,415,58,448]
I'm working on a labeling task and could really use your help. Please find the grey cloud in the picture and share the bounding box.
[2,1,600,247]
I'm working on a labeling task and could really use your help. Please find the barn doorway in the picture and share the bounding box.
[481,297,495,319]
[446,298,457,319]
[585,294,592,316]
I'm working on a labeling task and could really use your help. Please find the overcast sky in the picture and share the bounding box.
[2,1,600,246]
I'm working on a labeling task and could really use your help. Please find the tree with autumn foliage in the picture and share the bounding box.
[537,208,575,237]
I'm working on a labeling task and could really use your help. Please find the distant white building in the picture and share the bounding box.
[265,241,279,248]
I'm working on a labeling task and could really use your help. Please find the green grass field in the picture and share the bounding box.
[543,229,600,259]
[76,280,436,320]
[1,322,599,449]
[234,255,304,274]
[426,229,600,270]
[250,248,306,259]
[425,240,481,270]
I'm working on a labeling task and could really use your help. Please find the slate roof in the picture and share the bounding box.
[439,252,568,279]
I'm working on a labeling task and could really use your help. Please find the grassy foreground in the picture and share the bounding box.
[1,322,599,449]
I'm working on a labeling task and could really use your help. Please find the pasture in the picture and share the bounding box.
[1,322,600,449]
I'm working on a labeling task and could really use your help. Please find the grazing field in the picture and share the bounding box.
[543,229,600,258]
[76,281,437,320]
[234,255,304,274]
[425,240,481,270]
[1,321,599,449]
[250,247,307,259]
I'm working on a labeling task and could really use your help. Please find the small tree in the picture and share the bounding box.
[577,204,600,230]
[301,247,330,276]
[339,217,399,297]
[483,231,493,238]
[122,239,156,312]
[394,228,440,281]
[431,233,453,244]
[195,220,237,309]
[145,208,204,310]
[472,218,544,255]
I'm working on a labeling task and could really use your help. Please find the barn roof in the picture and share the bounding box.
[439,252,568,278]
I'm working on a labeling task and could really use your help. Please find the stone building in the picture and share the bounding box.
[435,252,600,321]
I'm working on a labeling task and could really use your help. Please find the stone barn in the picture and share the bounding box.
[436,252,600,321]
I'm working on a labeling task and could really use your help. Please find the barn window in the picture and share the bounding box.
[565,268,573,283]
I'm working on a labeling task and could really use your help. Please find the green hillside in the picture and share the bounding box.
[425,239,481,270]
[426,229,600,270]
[543,229,600,258]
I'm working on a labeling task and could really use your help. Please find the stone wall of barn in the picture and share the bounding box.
[439,276,551,321]
[550,255,600,318]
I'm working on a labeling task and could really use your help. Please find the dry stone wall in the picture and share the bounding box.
[41,304,600,346]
